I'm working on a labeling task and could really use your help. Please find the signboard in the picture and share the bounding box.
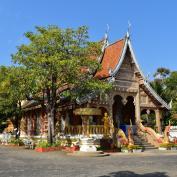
[73,108,101,116]
[169,126,177,141]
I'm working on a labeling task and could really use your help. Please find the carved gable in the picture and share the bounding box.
[114,48,139,90]
[115,48,137,81]
[140,88,158,108]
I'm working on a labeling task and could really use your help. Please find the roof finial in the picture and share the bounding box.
[103,24,109,46]
[126,20,131,38]
[104,24,109,39]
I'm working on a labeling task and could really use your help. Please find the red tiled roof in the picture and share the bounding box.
[95,39,125,79]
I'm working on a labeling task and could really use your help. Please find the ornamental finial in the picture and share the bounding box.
[126,20,131,39]
[103,24,109,47]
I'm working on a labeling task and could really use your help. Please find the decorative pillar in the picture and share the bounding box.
[107,96,114,121]
[135,87,141,123]
[81,116,89,137]
[155,109,162,134]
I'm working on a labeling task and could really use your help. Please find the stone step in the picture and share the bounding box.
[136,146,156,149]
[134,143,154,147]
[134,141,153,145]
[134,142,153,146]
[133,135,157,151]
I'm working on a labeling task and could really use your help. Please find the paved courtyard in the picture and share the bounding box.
[0,146,177,177]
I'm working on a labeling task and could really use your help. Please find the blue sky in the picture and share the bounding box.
[0,0,177,78]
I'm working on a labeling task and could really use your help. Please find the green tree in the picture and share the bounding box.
[0,113,7,133]
[0,66,31,136]
[12,26,110,144]
[151,67,170,101]
[153,67,170,80]
[165,71,177,114]
[151,68,177,126]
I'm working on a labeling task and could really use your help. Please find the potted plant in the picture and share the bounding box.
[35,141,50,152]
[121,145,129,153]
[128,145,143,153]
[10,138,24,146]
[62,138,80,152]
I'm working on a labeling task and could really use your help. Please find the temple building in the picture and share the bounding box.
[20,32,170,139]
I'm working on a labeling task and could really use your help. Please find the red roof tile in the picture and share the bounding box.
[95,39,125,79]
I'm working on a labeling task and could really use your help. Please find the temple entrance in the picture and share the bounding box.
[113,95,124,128]
[123,96,135,125]
[113,95,136,134]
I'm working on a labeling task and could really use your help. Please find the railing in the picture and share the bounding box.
[64,125,110,135]
[65,126,83,135]
[137,122,163,147]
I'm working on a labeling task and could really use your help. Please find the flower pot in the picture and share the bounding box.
[35,147,49,152]
[159,147,168,150]
[122,149,129,153]
[171,147,177,150]
[133,149,142,153]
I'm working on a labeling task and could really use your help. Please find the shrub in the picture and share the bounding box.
[36,139,64,148]
[121,145,129,150]
[128,145,142,150]
[159,143,173,148]
[36,141,50,148]
[10,138,24,146]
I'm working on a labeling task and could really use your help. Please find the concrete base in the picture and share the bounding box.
[79,137,97,152]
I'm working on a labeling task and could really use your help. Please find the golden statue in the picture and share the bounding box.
[103,112,112,135]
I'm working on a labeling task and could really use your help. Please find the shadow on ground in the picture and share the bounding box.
[99,171,169,177]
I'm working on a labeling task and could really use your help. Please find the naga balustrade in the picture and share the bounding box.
[137,122,163,147]
[64,125,110,135]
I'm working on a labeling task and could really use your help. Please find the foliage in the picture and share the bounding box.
[36,139,64,148]
[165,72,177,114]
[0,66,32,132]
[151,68,177,126]
[127,144,142,150]
[121,145,129,150]
[51,140,61,147]
[163,116,177,126]
[0,114,7,133]
[141,113,156,127]
[10,138,24,146]
[151,67,170,101]
[153,67,170,79]
[12,25,111,144]
[36,140,50,148]
[159,143,173,148]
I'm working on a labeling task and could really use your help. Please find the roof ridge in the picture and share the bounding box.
[106,38,125,48]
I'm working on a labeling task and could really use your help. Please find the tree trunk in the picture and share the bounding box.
[47,106,55,144]
[11,115,21,139]
[46,75,57,144]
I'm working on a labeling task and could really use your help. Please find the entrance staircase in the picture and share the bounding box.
[133,134,158,151]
